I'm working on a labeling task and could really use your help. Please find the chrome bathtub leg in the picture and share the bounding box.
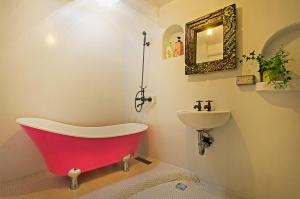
[123,154,131,172]
[68,168,81,190]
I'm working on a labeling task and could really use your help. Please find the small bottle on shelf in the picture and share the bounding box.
[174,36,184,57]
[166,41,174,59]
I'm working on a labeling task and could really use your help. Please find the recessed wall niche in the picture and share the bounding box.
[162,24,184,60]
[262,22,300,79]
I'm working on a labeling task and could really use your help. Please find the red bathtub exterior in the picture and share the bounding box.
[21,126,144,176]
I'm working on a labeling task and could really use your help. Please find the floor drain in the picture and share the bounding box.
[176,182,188,191]
[134,157,152,165]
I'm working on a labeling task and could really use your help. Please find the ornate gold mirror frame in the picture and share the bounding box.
[185,4,237,75]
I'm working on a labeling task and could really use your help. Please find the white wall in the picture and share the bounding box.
[125,0,300,198]
[0,0,158,182]
[1,0,300,199]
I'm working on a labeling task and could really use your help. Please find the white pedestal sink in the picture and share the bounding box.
[176,110,231,155]
[176,110,231,130]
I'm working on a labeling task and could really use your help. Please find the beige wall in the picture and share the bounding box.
[0,0,159,182]
[1,0,300,198]
[125,0,300,198]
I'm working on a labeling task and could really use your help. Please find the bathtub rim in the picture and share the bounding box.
[16,117,148,138]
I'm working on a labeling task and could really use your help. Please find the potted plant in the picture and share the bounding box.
[239,48,292,88]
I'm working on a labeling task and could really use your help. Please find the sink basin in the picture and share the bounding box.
[177,110,231,130]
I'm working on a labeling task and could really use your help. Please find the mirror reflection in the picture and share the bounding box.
[196,25,223,63]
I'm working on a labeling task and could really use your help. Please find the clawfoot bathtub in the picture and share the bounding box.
[16,118,147,190]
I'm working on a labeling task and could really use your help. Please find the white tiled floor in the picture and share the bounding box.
[80,161,242,199]
[0,159,242,199]
[80,161,199,199]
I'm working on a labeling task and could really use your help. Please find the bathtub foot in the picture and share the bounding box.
[68,168,81,190]
[123,154,131,172]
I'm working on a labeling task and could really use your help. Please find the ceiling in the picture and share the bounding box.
[147,0,174,7]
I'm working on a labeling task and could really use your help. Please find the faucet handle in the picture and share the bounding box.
[194,100,202,111]
[204,100,213,111]
[196,100,203,107]
[196,100,203,104]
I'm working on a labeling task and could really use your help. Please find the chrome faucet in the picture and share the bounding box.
[193,100,202,111]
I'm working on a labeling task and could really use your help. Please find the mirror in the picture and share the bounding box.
[196,25,224,63]
[185,4,237,75]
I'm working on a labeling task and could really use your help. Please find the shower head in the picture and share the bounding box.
[142,31,150,46]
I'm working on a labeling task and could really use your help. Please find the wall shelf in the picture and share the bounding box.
[256,79,300,91]
[162,24,184,60]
